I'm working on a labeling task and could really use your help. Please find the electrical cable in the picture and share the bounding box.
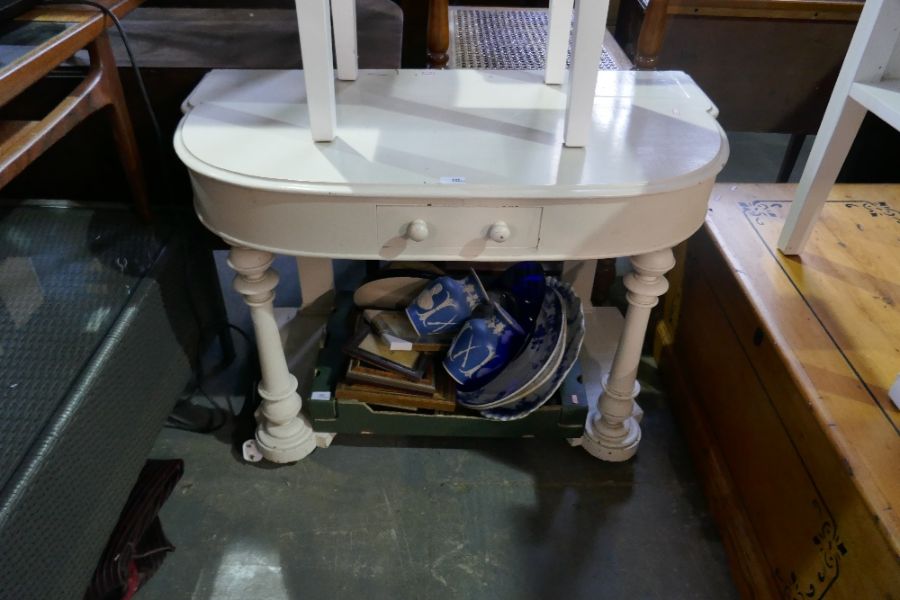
[42,0,257,433]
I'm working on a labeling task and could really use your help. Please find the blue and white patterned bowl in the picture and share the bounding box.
[457,285,566,410]
[480,277,585,421]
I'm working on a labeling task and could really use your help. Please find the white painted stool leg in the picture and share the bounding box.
[544,0,575,85]
[295,0,337,141]
[563,0,609,147]
[581,248,674,462]
[229,247,317,463]
[331,0,358,81]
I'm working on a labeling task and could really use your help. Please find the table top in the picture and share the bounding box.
[176,69,729,200]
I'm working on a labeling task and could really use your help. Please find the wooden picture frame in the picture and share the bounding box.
[342,325,427,381]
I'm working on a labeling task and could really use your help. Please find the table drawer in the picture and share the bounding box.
[376,206,542,255]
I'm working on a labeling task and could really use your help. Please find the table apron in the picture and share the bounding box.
[191,173,714,260]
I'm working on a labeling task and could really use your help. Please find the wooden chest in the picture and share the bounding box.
[655,184,900,598]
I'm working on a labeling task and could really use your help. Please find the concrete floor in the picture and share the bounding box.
[142,362,737,600]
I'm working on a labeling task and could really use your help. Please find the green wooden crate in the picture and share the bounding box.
[307,293,588,438]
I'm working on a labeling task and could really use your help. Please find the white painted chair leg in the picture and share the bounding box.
[581,248,674,462]
[544,0,575,85]
[295,0,337,141]
[563,0,609,147]
[777,98,866,254]
[778,0,900,254]
[229,247,317,463]
[331,0,358,81]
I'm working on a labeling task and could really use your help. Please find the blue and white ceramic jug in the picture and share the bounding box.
[405,269,489,336]
[443,303,524,387]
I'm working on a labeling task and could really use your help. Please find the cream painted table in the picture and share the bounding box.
[175,68,729,464]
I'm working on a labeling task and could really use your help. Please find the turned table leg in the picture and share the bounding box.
[228,247,317,463]
[581,248,675,462]
[427,0,450,68]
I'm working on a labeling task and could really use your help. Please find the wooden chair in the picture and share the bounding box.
[778,0,900,253]
[0,0,150,219]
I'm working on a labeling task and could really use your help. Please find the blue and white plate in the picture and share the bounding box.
[457,286,566,410]
[480,278,586,421]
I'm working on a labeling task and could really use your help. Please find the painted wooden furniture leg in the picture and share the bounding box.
[564,0,610,147]
[545,0,575,85]
[582,248,674,461]
[778,0,900,254]
[331,0,358,81]
[562,259,597,304]
[229,247,317,463]
[776,100,866,253]
[296,256,335,315]
[295,0,337,141]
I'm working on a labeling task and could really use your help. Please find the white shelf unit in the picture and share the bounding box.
[778,0,900,255]
[849,80,900,131]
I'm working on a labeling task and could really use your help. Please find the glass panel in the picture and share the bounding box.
[0,20,71,68]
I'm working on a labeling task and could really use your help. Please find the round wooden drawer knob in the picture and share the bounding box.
[489,221,511,243]
[407,219,429,242]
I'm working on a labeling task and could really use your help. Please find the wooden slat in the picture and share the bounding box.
[668,0,863,21]
[705,183,900,554]
[0,16,102,105]
[23,0,145,21]
[0,120,35,142]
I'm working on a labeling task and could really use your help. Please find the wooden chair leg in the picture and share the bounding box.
[427,0,450,68]
[634,0,670,70]
[90,34,151,221]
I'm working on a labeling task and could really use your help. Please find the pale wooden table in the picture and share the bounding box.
[175,68,728,464]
